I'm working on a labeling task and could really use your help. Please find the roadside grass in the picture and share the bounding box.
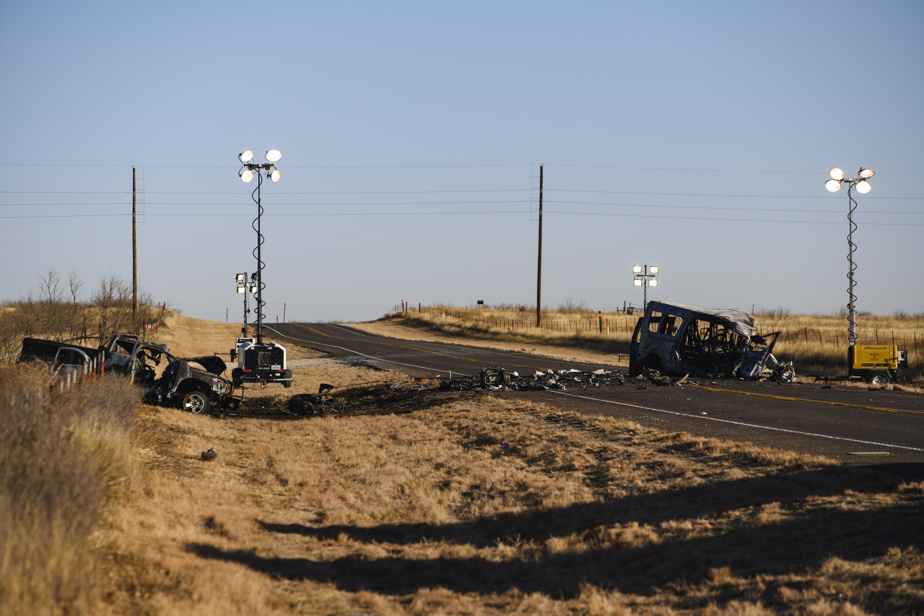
[103,381,924,614]
[364,307,924,384]
[5,312,924,614]
[0,365,139,616]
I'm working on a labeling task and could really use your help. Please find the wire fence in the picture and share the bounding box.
[394,305,922,353]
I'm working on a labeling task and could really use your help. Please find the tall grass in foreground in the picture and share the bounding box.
[0,366,139,616]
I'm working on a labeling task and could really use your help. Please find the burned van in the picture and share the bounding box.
[629,301,784,380]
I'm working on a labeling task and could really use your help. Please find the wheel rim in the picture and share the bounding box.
[185,393,207,413]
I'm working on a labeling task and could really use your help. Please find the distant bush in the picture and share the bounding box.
[0,269,163,364]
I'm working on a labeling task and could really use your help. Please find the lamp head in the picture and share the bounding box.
[649,265,659,274]
[239,150,254,164]
[270,168,281,183]
[829,167,845,181]
[634,279,642,287]
[633,265,642,274]
[649,279,658,287]
[825,178,842,192]
[240,168,254,183]
[265,149,282,163]
[858,168,875,179]
[856,180,872,194]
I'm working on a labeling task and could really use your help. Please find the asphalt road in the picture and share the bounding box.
[267,323,924,471]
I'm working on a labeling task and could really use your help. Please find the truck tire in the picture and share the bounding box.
[182,390,211,414]
[868,371,890,387]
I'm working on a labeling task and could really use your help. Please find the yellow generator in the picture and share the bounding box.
[848,344,908,386]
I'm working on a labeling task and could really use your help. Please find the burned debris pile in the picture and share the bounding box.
[441,366,630,391]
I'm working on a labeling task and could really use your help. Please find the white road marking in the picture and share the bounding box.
[264,326,471,376]
[549,390,924,453]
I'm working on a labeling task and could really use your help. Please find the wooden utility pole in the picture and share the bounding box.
[132,167,138,328]
[536,164,543,327]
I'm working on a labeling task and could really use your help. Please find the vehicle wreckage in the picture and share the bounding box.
[19,334,240,413]
[629,301,794,381]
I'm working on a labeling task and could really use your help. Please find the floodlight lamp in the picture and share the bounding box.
[856,180,872,194]
[237,287,245,294]
[249,284,258,294]
[634,279,642,287]
[829,167,844,181]
[270,168,281,183]
[240,168,254,183]
[825,178,842,192]
[239,150,254,164]
[858,168,875,179]
[265,149,282,163]
[649,266,659,274]
[649,279,658,287]
[633,265,642,274]
[236,273,245,282]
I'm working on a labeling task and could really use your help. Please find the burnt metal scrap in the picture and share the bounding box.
[441,366,629,391]
[288,383,345,415]
[629,301,796,382]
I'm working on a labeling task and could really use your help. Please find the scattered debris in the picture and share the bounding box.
[287,383,345,415]
[440,366,631,391]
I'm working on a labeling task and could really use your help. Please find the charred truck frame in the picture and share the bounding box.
[629,301,786,380]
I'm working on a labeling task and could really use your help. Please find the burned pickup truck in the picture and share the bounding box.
[629,301,791,381]
[19,334,238,413]
[107,342,238,413]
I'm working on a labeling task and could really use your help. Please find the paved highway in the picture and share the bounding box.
[267,323,924,470]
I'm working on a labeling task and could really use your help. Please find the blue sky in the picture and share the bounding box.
[2,1,922,323]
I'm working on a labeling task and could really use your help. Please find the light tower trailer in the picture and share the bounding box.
[230,337,293,388]
[848,344,908,386]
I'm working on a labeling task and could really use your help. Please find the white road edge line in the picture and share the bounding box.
[268,326,921,453]
[548,390,924,453]
[264,326,472,377]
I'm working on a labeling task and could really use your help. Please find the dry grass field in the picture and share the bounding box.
[3,311,924,615]
[369,306,924,384]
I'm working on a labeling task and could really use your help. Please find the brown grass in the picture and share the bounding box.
[5,312,924,614]
[0,365,139,616]
[366,307,924,384]
[101,385,924,614]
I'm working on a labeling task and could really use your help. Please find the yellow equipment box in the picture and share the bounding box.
[848,344,907,385]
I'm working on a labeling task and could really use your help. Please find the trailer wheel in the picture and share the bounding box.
[868,371,890,387]
[182,390,211,414]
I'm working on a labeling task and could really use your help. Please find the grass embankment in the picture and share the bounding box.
[4,312,924,614]
[0,366,138,615]
[369,306,924,383]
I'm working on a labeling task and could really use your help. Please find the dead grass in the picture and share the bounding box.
[368,307,924,384]
[101,383,924,614]
[0,366,139,616]
[6,312,923,614]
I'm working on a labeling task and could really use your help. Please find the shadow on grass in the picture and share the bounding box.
[188,466,924,600]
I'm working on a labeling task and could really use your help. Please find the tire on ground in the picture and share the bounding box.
[181,390,211,414]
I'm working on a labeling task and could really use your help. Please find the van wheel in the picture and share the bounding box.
[868,371,890,387]
[182,390,210,414]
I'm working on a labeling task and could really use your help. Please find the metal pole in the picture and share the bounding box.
[536,164,543,328]
[847,183,858,345]
[256,172,263,344]
[132,167,137,328]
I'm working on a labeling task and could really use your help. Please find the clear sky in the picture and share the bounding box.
[2,1,922,324]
